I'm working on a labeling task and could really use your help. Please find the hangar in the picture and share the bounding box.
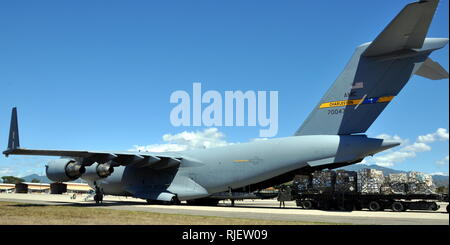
[0,183,15,193]
[50,182,93,194]
[8,182,93,194]
[15,182,50,194]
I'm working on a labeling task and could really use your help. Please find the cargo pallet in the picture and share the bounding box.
[293,192,449,212]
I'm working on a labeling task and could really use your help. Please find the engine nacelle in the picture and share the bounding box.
[46,159,86,182]
[82,163,115,181]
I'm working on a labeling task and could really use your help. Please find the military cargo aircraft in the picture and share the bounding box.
[3,0,448,205]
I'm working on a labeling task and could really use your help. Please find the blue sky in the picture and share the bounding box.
[0,0,448,177]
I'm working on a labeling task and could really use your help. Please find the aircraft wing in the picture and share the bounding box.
[2,108,181,169]
[3,148,181,169]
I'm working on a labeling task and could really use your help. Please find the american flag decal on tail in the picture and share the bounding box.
[351,82,364,89]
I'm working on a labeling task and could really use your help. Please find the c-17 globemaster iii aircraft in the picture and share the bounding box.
[3,0,449,205]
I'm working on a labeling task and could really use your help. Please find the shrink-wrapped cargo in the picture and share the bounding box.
[407,172,435,194]
[291,169,437,195]
[335,170,357,193]
[357,169,384,194]
[387,173,408,194]
[311,170,335,193]
[293,175,312,193]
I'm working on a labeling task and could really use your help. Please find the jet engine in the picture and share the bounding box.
[82,162,114,181]
[46,159,86,182]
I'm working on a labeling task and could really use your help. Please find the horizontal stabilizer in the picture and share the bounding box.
[363,0,439,57]
[415,58,449,80]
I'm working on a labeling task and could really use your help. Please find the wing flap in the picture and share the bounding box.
[4,147,181,169]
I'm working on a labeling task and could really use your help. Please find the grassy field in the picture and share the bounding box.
[0,201,344,225]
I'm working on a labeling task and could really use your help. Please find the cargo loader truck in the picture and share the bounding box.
[288,170,449,212]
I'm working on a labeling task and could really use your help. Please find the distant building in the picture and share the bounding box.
[64,182,93,194]
[15,182,50,193]
[50,182,93,194]
[12,181,93,195]
[0,183,15,193]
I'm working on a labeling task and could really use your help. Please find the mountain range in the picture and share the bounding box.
[19,174,85,184]
[339,164,449,187]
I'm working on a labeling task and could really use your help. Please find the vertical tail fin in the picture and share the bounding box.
[295,0,448,136]
[7,107,20,151]
[363,0,440,57]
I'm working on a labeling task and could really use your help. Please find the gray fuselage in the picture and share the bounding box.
[85,135,398,201]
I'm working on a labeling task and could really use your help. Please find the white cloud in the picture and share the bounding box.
[417,128,449,143]
[250,137,269,142]
[436,155,449,166]
[375,134,409,145]
[375,162,395,168]
[131,128,232,152]
[0,168,13,175]
[430,172,449,176]
[132,143,189,153]
[368,128,448,168]
[401,142,431,152]
[372,151,417,167]
[357,159,368,165]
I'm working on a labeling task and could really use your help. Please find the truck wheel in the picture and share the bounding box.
[447,205,449,213]
[186,199,219,206]
[368,201,381,211]
[391,202,405,212]
[428,202,439,211]
[343,201,354,211]
[302,200,314,209]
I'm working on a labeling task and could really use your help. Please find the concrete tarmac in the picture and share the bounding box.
[0,193,448,225]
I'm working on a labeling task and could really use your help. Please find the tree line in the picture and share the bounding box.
[1,176,40,184]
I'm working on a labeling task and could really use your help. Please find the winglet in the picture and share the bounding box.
[4,107,20,156]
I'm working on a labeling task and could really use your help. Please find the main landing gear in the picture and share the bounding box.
[94,185,104,204]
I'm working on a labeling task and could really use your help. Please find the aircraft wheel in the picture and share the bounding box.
[368,201,381,211]
[170,196,181,205]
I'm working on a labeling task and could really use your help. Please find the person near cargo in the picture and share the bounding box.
[277,187,285,208]
[278,186,292,208]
